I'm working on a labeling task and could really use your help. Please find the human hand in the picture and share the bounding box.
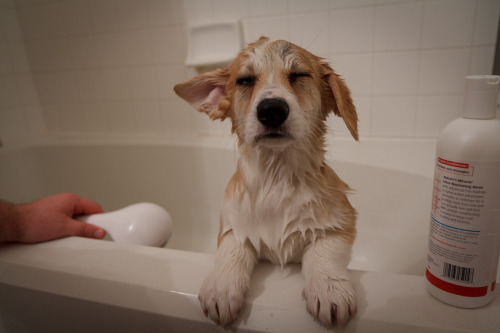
[5,193,106,243]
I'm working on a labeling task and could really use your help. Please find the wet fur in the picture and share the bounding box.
[174,37,358,329]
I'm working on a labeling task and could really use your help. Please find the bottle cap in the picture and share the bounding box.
[463,75,500,119]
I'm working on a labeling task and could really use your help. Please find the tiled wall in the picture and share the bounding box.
[0,0,499,147]
[0,0,44,147]
[15,0,190,137]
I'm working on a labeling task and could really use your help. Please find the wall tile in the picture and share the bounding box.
[0,2,44,147]
[106,102,137,132]
[133,101,163,132]
[25,38,75,71]
[161,100,194,133]
[15,5,38,39]
[247,16,288,42]
[94,32,128,68]
[128,67,159,101]
[249,0,288,17]
[290,0,329,13]
[42,103,85,133]
[328,54,372,96]
[212,0,249,21]
[23,103,45,136]
[375,0,418,4]
[42,103,64,132]
[470,46,495,75]
[374,2,422,51]
[474,0,500,46]
[0,107,28,143]
[68,35,101,69]
[0,46,11,75]
[123,30,155,66]
[0,0,14,6]
[419,48,470,94]
[79,103,111,133]
[76,70,105,102]
[330,6,374,54]
[422,0,476,48]
[20,3,64,39]
[373,51,419,95]
[117,0,150,31]
[101,68,132,101]
[182,0,213,23]
[156,64,187,100]
[330,0,374,8]
[371,95,416,137]
[60,103,91,133]
[33,72,79,103]
[60,0,92,36]
[327,115,352,138]
[0,75,21,108]
[15,73,39,104]
[147,0,184,27]
[5,0,499,142]
[289,12,330,55]
[0,21,4,41]
[87,0,121,33]
[0,7,23,41]
[415,95,462,137]
[151,26,186,65]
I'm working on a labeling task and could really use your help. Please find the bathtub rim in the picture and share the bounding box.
[0,237,498,333]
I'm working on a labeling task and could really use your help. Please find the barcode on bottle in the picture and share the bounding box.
[443,262,475,283]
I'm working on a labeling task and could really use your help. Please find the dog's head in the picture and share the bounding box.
[174,37,358,150]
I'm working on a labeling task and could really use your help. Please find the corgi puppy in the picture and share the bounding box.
[174,37,358,329]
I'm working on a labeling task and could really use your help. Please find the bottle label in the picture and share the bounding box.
[426,156,500,297]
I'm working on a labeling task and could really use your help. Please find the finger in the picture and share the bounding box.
[66,218,106,239]
[73,196,104,216]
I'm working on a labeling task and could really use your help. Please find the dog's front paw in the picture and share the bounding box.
[198,270,248,328]
[303,275,357,328]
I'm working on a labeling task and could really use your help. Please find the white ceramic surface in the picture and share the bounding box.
[77,203,173,247]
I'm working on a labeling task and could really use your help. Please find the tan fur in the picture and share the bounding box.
[175,37,358,329]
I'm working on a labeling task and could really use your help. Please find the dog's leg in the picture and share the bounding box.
[199,231,257,327]
[302,233,357,328]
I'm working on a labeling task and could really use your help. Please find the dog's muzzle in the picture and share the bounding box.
[257,98,289,128]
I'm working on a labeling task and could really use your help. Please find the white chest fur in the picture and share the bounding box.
[220,147,347,265]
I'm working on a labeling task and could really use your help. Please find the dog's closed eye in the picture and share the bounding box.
[289,72,312,84]
[236,76,256,87]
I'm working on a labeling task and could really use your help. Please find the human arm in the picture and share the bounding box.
[0,193,106,243]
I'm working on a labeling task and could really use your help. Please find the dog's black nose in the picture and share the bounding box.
[257,98,289,128]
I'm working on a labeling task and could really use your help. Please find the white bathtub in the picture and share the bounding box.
[0,135,499,332]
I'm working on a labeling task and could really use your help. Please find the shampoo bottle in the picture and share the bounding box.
[426,75,500,308]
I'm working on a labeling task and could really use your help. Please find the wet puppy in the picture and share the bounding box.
[174,36,358,329]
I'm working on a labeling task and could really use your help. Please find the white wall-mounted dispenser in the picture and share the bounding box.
[184,20,243,69]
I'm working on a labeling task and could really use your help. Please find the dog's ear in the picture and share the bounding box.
[174,68,230,121]
[322,64,359,141]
